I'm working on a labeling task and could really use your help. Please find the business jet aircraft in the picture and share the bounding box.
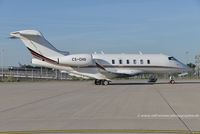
[10,30,188,85]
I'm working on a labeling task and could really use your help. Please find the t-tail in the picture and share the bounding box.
[10,30,93,68]
[10,30,69,60]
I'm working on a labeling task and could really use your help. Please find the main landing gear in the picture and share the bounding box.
[94,79,110,85]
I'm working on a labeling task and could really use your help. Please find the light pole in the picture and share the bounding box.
[1,49,4,81]
[195,55,200,79]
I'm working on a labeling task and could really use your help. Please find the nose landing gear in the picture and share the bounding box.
[169,80,175,84]
[169,76,175,84]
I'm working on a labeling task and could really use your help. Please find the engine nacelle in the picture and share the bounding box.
[58,54,93,66]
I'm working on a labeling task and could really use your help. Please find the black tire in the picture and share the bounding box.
[170,80,175,84]
[94,79,101,85]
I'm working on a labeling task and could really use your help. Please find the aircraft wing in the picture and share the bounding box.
[60,61,144,80]
[95,62,143,78]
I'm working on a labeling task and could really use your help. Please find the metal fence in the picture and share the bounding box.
[0,67,70,81]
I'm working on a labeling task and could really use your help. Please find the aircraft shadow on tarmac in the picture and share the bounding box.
[110,82,154,85]
[109,81,200,85]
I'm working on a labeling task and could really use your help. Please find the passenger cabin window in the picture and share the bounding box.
[147,60,150,64]
[112,60,115,64]
[126,60,129,64]
[133,59,137,64]
[140,59,144,64]
[119,59,122,64]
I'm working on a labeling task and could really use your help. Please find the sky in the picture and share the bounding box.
[0,0,200,66]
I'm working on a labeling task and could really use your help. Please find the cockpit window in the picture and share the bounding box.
[168,56,178,61]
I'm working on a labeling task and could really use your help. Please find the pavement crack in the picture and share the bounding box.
[0,89,83,113]
[154,88,193,134]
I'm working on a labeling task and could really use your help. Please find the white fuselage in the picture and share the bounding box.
[32,53,188,79]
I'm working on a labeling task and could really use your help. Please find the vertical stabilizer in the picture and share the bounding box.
[10,30,69,58]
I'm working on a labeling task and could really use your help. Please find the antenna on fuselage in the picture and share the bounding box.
[139,51,143,55]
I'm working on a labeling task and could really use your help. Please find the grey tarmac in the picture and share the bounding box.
[0,80,200,134]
